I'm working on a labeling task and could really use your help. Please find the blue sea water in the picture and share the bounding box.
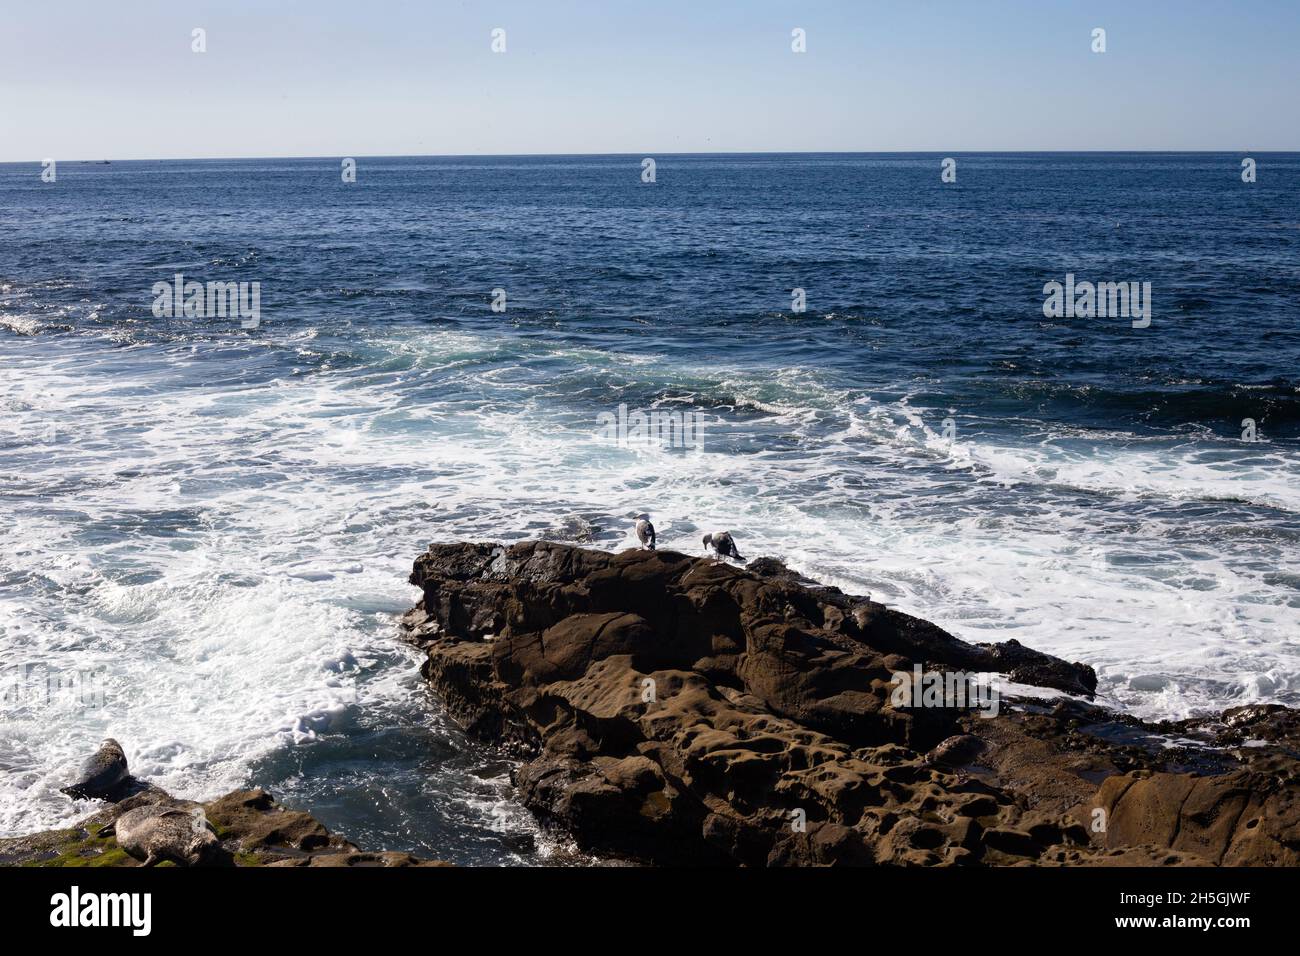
[2,153,1298,860]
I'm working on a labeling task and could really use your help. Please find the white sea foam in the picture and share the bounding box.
[2,326,1298,838]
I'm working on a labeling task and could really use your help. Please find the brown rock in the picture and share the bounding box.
[402,541,1298,866]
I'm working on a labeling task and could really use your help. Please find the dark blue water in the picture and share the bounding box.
[2,153,1298,858]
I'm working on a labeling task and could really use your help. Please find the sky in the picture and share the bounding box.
[1,0,1297,161]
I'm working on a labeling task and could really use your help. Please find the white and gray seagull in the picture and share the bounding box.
[635,514,656,550]
[703,531,744,562]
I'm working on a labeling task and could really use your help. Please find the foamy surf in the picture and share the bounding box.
[5,321,1300,844]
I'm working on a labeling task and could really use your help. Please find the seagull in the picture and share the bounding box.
[703,531,744,562]
[635,514,656,550]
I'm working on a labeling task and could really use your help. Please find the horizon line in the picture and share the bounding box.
[4,148,1296,165]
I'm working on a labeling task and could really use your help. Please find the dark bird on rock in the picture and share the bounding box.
[635,515,656,550]
[703,531,744,562]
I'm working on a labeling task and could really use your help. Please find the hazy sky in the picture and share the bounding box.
[2,0,1297,161]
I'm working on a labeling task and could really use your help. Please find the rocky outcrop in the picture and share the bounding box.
[0,787,446,867]
[3,730,453,867]
[2,745,447,868]
[404,541,1300,866]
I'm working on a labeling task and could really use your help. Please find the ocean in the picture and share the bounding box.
[2,152,1298,862]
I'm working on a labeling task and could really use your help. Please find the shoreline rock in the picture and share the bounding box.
[404,540,1300,866]
[1,787,446,867]
[2,750,447,867]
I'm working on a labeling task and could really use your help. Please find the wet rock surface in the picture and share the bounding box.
[0,787,447,867]
[404,540,1300,866]
[3,746,448,868]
